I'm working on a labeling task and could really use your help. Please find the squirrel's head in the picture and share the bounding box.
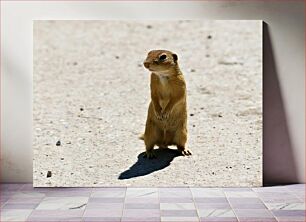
[143,50,178,75]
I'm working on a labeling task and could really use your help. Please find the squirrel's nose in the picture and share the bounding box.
[143,62,150,69]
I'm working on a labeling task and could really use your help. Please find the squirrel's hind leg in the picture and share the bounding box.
[174,128,192,156]
[143,122,162,159]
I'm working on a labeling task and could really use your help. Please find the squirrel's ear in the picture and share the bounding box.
[172,53,178,63]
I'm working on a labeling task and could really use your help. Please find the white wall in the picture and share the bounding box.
[1,1,304,184]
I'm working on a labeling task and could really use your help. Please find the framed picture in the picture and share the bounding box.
[33,20,262,187]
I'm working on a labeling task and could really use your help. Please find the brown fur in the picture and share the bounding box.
[142,50,192,158]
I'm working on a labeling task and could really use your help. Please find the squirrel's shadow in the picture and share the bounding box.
[118,148,181,180]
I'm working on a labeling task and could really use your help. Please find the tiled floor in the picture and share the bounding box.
[0,184,304,222]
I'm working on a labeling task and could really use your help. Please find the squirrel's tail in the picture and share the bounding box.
[138,134,144,140]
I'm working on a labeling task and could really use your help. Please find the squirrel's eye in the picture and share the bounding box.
[159,54,167,61]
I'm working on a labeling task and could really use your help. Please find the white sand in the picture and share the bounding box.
[33,20,262,187]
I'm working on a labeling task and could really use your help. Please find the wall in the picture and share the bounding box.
[1,1,304,184]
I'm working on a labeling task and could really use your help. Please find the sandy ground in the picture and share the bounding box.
[33,20,262,187]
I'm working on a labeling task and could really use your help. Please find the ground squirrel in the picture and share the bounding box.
[141,49,192,158]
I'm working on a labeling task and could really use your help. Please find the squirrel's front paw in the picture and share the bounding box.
[161,110,170,120]
[154,111,163,120]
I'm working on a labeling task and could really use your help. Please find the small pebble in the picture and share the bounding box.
[60,158,64,160]
[218,114,223,117]
[190,69,196,73]
[207,35,212,39]
[206,54,210,57]
[193,125,196,127]
[47,171,52,178]
[146,25,152,29]
[73,62,78,65]
[115,56,120,59]
[80,108,84,111]
[66,141,71,144]
[56,140,61,146]
[190,113,194,116]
